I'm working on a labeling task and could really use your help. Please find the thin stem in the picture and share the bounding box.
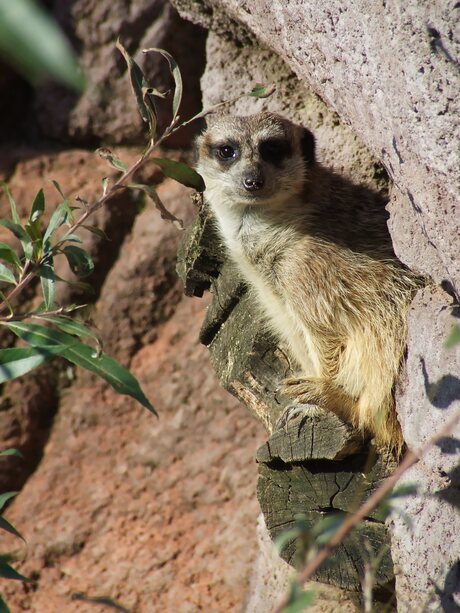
[272,408,460,613]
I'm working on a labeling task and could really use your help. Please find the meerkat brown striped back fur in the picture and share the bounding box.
[196,112,422,451]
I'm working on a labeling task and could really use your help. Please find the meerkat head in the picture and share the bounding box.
[196,112,315,209]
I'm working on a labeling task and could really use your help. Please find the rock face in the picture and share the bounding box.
[1,164,266,612]
[173,0,460,295]
[171,1,460,610]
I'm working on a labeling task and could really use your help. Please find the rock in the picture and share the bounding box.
[171,2,460,609]
[95,178,197,364]
[2,177,266,612]
[35,0,206,148]
[389,285,460,611]
[173,0,460,294]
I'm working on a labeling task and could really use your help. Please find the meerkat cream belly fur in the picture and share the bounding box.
[196,112,422,451]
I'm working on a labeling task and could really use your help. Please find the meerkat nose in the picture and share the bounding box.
[243,172,264,191]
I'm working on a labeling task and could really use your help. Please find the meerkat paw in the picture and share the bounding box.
[275,402,324,432]
[281,376,325,405]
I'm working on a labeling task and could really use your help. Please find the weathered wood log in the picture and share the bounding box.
[177,205,396,594]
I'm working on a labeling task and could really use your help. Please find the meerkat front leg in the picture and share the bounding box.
[281,376,358,422]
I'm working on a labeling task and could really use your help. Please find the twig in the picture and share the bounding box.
[272,409,460,613]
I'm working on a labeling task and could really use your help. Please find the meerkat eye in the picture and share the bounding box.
[259,138,292,165]
[215,145,238,161]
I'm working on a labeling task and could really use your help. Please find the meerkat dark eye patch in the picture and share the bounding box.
[259,138,292,165]
[211,142,240,163]
[300,128,315,166]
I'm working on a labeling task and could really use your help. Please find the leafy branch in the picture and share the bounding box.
[0,41,274,412]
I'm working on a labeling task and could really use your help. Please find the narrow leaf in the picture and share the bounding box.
[0,516,25,542]
[60,343,157,415]
[0,347,53,384]
[249,83,276,98]
[29,188,45,223]
[56,234,83,247]
[0,183,20,224]
[0,594,11,613]
[38,315,102,352]
[81,225,109,240]
[283,590,315,613]
[0,449,23,458]
[102,176,109,196]
[130,183,183,230]
[0,243,21,271]
[39,256,56,310]
[6,322,157,415]
[0,561,30,582]
[150,158,205,192]
[116,39,156,135]
[0,0,84,90]
[0,221,33,259]
[445,324,460,349]
[0,264,16,285]
[43,201,71,243]
[96,148,128,172]
[62,245,94,278]
[0,492,18,513]
[141,87,158,139]
[143,47,182,123]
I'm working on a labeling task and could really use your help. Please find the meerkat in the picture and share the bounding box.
[196,112,422,451]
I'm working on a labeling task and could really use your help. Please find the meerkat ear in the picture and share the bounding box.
[300,128,315,166]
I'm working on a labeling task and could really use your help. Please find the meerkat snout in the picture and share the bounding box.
[196,111,423,451]
[243,167,264,192]
[196,112,314,208]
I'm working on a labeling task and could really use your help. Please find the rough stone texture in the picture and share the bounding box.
[173,0,460,295]
[171,1,460,609]
[388,285,460,611]
[34,0,206,147]
[3,176,265,612]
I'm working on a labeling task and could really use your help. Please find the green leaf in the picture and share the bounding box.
[249,83,276,98]
[0,594,11,613]
[0,347,53,384]
[63,344,157,415]
[56,234,83,247]
[0,559,30,582]
[0,0,84,90]
[143,47,182,124]
[0,492,18,513]
[39,315,102,352]
[81,225,109,241]
[0,242,21,271]
[29,188,45,223]
[0,449,23,458]
[312,513,345,545]
[445,324,460,349]
[96,148,128,172]
[0,516,25,542]
[102,176,109,196]
[0,183,20,225]
[39,256,56,310]
[6,322,157,415]
[129,183,184,230]
[0,263,16,285]
[150,158,205,192]
[282,591,315,613]
[0,220,33,259]
[43,201,71,244]
[116,39,157,138]
[62,245,94,278]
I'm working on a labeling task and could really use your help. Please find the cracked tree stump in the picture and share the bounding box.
[177,205,396,594]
